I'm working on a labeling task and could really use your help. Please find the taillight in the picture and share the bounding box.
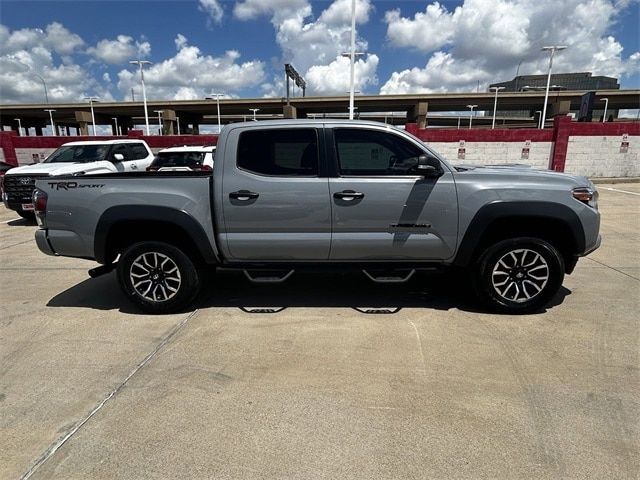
[33,188,48,227]
[200,164,213,172]
[146,166,159,172]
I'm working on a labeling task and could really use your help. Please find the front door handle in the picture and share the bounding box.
[333,190,365,201]
[229,190,259,201]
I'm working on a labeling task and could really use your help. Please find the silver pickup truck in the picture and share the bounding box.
[33,120,601,314]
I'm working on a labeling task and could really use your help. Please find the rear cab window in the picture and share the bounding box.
[154,152,206,169]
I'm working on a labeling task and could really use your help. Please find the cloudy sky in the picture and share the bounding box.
[0,0,638,104]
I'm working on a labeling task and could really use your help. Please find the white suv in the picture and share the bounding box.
[2,139,154,219]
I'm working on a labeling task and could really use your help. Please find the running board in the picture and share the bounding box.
[362,269,416,283]
[243,269,295,283]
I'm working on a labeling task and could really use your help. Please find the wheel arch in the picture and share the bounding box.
[453,201,585,273]
[94,205,218,265]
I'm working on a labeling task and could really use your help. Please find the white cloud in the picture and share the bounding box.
[381,52,484,94]
[235,0,378,95]
[385,3,455,52]
[381,0,640,94]
[306,54,379,95]
[116,34,266,100]
[233,0,310,23]
[88,35,150,64]
[199,0,224,25]
[0,22,100,103]
[44,22,85,55]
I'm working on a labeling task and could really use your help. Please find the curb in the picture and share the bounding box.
[591,177,640,184]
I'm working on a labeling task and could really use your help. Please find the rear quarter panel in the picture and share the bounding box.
[36,174,216,260]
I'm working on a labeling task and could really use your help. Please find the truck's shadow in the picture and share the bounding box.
[47,270,571,315]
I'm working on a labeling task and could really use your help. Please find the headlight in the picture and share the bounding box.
[572,187,598,209]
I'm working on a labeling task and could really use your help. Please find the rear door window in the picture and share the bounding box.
[237,129,318,176]
[110,144,131,162]
[129,143,149,160]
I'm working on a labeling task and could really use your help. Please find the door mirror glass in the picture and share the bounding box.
[113,153,125,162]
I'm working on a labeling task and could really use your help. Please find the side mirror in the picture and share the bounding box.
[113,153,124,162]
[416,155,442,177]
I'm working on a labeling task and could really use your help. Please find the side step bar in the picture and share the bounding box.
[243,269,295,284]
[362,269,416,283]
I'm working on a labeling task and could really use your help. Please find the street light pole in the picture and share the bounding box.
[176,116,181,135]
[208,93,223,133]
[348,0,356,120]
[154,110,163,135]
[540,45,567,129]
[129,59,153,135]
[490,86,505,129]
[467,105,477,129]
[44,109,56,136]
[84,96,99,136]
[601,98,609,122]
[112,117,119,136]
[250,108,260,121]
[14,118,22,135]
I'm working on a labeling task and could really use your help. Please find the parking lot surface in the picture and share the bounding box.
[1,184,638,479]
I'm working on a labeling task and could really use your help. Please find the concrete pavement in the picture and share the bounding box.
[0,185,638,479]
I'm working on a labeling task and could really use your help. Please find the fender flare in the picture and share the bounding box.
[452,201,585,267]
[94,205,218,264]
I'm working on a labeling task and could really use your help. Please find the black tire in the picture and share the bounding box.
[17,208,36,222]
[475,237,564,314]
[117,241,201,314]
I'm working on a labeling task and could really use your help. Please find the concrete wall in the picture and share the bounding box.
[564,135,639,177]
[1,121,639,178]
[408,118,639,178]
[427,141,553,169]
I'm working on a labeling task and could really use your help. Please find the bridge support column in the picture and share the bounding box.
[161,109,176,135]
[407,102,428,129]
[283,104,297,119]
[550,100,571,118]
[75,111,93,136]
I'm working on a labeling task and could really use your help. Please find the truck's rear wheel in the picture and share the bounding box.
[475,237,564,314]
[117,241,201,314]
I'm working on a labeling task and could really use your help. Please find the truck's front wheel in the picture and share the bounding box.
[117,241,201,314]
[475,237,564,314]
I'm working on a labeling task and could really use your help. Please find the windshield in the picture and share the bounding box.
[44,145,110,163]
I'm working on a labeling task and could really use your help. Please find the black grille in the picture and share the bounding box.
[3,175,43,203]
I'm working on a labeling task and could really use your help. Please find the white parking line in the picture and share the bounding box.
[1,217,23,223]
[602,187,640,196]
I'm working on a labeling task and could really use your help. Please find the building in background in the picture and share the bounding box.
[489,72,620,120]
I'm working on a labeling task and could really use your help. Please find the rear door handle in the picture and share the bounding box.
[333,190,365,201]
[229,190,259,201]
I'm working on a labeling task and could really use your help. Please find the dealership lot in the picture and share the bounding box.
[1,184,638,479]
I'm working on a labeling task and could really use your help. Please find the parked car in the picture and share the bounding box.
[2,139,154,219]
[34,120,600,314]
[146,146,215,172]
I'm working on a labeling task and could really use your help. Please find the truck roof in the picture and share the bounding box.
[225,119,399,129]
